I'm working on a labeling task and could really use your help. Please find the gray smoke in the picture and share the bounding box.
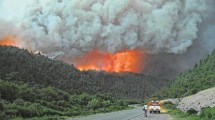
[0,0,215,78]
[12,0,210,54]
[144,7,215,78]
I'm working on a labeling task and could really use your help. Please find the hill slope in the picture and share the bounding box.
[0,79,128,119]
[0,46,170,99]
[153,50,215,99]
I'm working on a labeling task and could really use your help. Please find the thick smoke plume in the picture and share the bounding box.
[0,0,215,78]
[20,0,209,54]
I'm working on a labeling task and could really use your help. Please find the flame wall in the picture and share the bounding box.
[76,50,144,73]
[0,0,215,77]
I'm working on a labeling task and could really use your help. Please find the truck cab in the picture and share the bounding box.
[149,101,161,113]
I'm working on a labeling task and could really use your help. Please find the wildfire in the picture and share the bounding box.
[76,50,145,73]
[0,37,18,46]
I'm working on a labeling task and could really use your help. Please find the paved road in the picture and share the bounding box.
[68,106,172,120]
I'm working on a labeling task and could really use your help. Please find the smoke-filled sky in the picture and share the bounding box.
[0,0,215,78]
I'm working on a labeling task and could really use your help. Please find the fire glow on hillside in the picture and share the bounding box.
[0,37,17,46]
[0,37,145,73]
[76,50,145,73]
[0,0,215,78]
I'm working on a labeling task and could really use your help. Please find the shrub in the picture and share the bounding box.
[0,82,19,101]
[163,102,175,109]
[200,107,215,120]
[101,100,111,107]
[187,108,198,115]
[0,102,4,110]
[14,99,25,106]
[0,112,9,120]
[88,98,101,110]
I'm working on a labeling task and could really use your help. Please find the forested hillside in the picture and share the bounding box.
[153,50,215,99]
[0,79,128,119]
[0,46,171,119]
[0,46,169,99]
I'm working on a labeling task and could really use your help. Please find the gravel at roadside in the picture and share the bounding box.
[162,87,215,114]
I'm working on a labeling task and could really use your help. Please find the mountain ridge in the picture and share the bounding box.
[0,46,170,99]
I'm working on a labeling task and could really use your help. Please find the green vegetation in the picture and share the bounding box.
[200,107,215,120]
[153,50,215,99]
[1,46,165,119]
[151,50,215,119]
[0,79,128,119]
[163,102,215,120]
[0,46,169,99]
[120,99,143,105]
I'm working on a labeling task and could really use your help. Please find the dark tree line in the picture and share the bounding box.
[0,46,170,99]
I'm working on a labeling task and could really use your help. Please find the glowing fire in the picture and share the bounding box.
[76,50,145,73]
[0,37,17,46]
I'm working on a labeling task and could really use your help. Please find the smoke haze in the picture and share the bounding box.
[0,0,215,78]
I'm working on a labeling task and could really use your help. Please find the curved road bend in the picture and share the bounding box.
[68,106,172,120]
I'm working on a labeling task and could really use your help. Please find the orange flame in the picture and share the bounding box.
[76,50,145,73]
[0,37,17,46]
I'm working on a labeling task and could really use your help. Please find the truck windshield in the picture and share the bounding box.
[151,103,159,106]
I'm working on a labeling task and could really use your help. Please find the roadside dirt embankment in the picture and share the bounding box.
[162,87,215,114]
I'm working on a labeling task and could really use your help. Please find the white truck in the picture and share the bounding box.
[149,101,161,113]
